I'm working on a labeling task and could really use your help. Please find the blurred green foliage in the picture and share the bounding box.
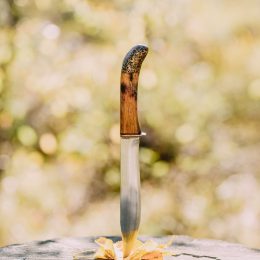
[0,0,260,248]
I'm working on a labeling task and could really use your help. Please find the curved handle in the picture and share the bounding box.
[120,44,148,136]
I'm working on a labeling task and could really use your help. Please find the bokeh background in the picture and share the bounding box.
[0,0,260,248]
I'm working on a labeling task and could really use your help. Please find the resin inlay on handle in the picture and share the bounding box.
[120,45,148,136]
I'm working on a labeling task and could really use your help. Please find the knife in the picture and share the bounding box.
[120,44,148,257]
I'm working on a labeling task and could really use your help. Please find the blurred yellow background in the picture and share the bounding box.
[0,0,260,248]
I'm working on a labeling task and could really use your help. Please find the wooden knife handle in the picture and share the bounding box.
[120,45,148,136]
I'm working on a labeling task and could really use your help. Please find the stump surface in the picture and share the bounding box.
[0,236,259,260]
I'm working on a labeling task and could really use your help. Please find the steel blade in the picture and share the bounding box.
[120,137,141,257]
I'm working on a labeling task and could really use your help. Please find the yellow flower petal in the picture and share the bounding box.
[91,236,174,260]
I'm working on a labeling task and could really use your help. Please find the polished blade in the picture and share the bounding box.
[120,137,141,257]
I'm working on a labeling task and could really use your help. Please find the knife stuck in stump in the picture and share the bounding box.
[120,44,149,257]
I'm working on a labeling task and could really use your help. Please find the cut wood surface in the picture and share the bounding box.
[0,236,259,260]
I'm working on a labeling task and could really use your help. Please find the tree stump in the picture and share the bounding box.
[0,236,259,260]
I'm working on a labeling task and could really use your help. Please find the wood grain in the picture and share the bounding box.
[120,45,148,136]
[1,236,259,259]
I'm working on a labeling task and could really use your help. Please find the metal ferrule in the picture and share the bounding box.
[120,132,146,138]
